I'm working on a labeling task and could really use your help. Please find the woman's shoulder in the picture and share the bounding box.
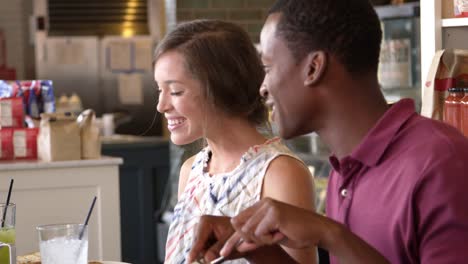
[246,137,302,163]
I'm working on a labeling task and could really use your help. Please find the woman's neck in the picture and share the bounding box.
[205,118,268,175]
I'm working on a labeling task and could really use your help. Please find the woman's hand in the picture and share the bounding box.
[187,215,235,263]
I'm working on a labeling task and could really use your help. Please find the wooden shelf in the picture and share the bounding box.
[442,18,468,27]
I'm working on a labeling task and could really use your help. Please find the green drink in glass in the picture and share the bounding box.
[0,227,15,263]
[0,204,15,264]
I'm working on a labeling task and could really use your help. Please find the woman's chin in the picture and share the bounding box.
[170,134,199,146]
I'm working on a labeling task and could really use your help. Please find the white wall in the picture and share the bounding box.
[0,0,34,79]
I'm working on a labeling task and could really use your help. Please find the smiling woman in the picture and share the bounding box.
[153,19,317,264]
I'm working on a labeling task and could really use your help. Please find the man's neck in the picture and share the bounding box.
[318,81,389,159]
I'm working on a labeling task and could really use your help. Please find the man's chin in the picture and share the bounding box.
[277,126,294,140]
[278,124,312,140]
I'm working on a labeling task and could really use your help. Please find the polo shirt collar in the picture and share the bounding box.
[349,98,417,167]
[329,99,417,171]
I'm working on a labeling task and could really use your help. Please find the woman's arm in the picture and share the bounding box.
[177,155,196,199]
[257,155,317,264]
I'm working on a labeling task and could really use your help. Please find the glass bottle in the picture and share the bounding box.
[443,88,464,130]
[461,88,468,137]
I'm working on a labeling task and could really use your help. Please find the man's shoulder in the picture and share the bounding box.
[396,114,468,155]
[381,114,468,180]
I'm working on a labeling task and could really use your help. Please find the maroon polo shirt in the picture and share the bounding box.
[326,99,468,264]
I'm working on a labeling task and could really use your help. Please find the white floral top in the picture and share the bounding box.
[164,137,303,264]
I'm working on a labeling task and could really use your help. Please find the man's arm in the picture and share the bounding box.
[222,198,390,264]
[187,215,298,263]
[415,153,468,263]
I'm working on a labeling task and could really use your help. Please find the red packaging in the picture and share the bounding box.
[0,128,14,160]
[0,97,24,128]
[13,128,39,160]
[454,0,468,18]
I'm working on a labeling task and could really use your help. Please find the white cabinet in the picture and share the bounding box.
[420,1,468,91]
[0,157,123,261]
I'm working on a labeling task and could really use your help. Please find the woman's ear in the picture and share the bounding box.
[304,51,327,87]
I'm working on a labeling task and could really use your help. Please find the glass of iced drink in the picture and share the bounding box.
[36,223,88,264]
[0,203,16,264]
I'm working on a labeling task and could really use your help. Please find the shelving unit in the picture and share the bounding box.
[373,2,421,108]
[442,17,468,27]
[421,1,468,91]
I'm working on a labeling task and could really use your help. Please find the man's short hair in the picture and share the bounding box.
[269,0,382,74]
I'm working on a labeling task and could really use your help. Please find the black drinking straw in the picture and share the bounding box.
[1,179,14,228]
[79,196,97,240]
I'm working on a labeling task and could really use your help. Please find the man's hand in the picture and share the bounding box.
[220,198,324,257]
[188,215,235,263]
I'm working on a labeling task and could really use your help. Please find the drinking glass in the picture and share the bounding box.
[0,203,15,264]
[37,223,88,264]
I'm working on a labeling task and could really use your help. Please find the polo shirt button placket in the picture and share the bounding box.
[340,188,348,198]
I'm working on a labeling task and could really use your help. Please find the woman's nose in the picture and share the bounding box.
[259,84,269,98]
[156,92,170,113]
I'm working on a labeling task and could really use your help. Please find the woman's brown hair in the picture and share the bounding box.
[154,19,268,127]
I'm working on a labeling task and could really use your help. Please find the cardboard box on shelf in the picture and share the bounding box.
[37,113,81,161]
[443,0,455,18]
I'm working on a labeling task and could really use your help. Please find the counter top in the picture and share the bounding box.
[101,134,168,149]
[0,156,123,171]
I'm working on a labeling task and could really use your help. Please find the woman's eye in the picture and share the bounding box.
[170,91,183,96]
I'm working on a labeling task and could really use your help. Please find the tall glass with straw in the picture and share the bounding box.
[0,179,15,264]
[37,196,97,264]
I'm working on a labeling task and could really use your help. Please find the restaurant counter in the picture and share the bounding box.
[0,157,123,262]
[101,135,170,264]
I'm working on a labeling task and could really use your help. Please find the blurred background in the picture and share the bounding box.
[0,0,425,263]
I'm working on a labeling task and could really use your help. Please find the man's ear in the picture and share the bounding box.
[304,51,327,86]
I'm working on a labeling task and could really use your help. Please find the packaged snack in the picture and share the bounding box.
[13,128,39,160]
[40,80,55,113]
[2,79,55,119]
[454,0,468,17]
[421,49,468,120]
[0,80,13,98]
[0,128,13,160]
[0,97,24,128]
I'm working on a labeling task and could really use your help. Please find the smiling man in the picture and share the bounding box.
[188,0,468,263]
